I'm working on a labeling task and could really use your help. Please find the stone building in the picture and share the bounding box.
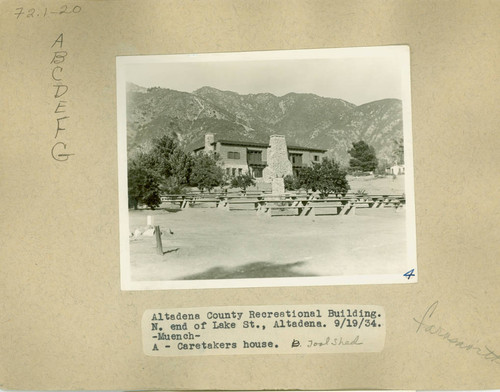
[192,133,327,182]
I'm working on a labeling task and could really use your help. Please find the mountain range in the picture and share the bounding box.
[126,83,404,166]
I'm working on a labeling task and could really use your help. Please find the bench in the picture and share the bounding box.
[161,195,222,209]
[351,195,405,210]
[226,199,261,212]
[160,192,405,213]
[160,196,192,209]
[259,197,356,217]
[302,199,355,216]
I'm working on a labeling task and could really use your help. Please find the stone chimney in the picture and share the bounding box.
[204,133,215,152]
[263,135,293,183]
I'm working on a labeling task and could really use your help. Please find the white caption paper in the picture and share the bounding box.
[142,304,386,356]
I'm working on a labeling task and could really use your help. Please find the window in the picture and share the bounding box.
[227,151,240,159]
[238,168,242,175]
[289,153,302,165]
[253,167,263,178]
[247,150,262,164]
[314,155,320,162]
[226,168,230,175]
[232,168,236,176]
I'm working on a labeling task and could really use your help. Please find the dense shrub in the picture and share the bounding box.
[230,173,256,193]
[298,157,350,198]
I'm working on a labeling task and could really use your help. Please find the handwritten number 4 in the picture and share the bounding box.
[404,269,416,280]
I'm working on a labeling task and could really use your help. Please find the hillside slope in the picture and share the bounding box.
[126,83,404,165]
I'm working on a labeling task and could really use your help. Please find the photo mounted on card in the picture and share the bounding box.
[116,46,416,290]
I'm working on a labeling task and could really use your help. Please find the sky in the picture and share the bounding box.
[120,47,409,106]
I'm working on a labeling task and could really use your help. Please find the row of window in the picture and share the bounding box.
[226,167,243,176]
[227,150,320,162]
[225,167,264,178]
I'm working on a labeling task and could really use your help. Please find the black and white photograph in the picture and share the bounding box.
[117,46,416,290]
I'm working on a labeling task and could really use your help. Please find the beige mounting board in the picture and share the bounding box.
[0,0,499,390]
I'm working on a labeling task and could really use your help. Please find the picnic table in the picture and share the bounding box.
[159,192,405,214]
[258,195,356,217]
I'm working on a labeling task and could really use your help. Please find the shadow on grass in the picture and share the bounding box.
[161,208,182,213]
[180,261,317,280]
[130,207,182,213]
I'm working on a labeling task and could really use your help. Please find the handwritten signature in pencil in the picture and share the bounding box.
[413,301,500,365]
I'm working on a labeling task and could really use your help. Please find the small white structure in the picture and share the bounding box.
[389,164,405,175]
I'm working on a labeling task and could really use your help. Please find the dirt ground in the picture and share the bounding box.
[347,174,405,195]
[127,175,408,282]
[128,207,407,282]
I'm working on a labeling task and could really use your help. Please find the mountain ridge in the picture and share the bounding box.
[126,83,403,166]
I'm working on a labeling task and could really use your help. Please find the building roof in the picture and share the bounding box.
[287,145,327,153]
[191,135,327,153]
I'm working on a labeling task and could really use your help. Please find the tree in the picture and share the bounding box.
[128,152,162,209]
[298,157,350,198]
[189,152,225,192]
[348,140,378,172]
[231,172,256,193]
[375,158,391,176]
[284,174,301,191]
[128,135,192,208]
[392,137,404,165]
[162,176,187,195]
[148,134,192,186]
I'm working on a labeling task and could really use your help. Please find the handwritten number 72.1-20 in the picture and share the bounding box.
[14,5,81,19]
